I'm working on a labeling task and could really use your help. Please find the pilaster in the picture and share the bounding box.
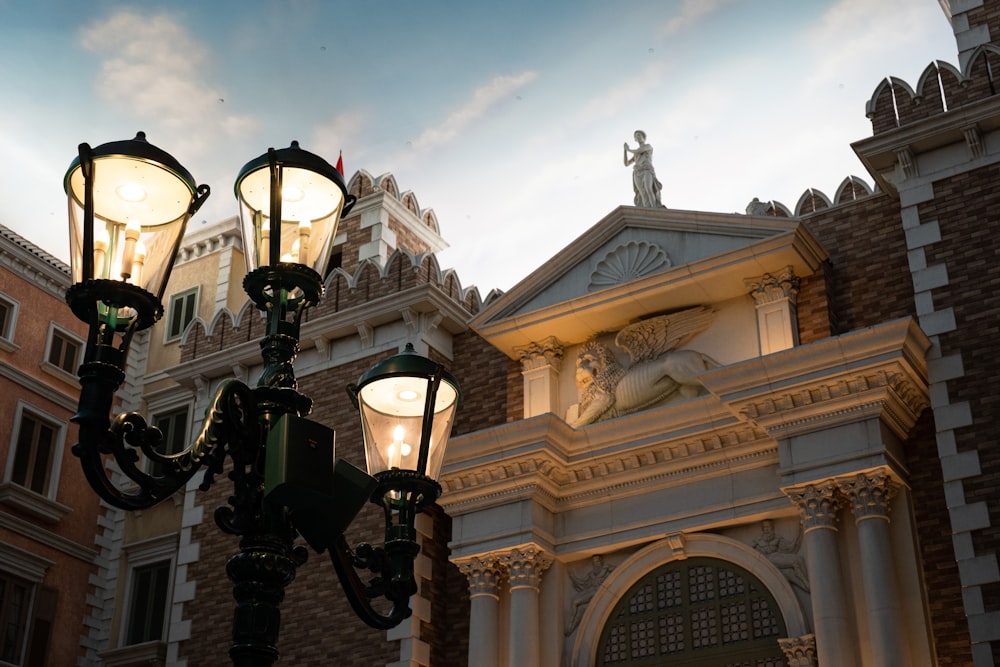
[747,267,800,355]
[514,337,564,418]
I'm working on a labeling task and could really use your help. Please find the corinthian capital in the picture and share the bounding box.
[779,634,817,666]
[455,555,504,599]
[748,267,800,306]
[514,337,564,372]
[497,545,553,592]
[783,481,840,532]
[840,471,897,522]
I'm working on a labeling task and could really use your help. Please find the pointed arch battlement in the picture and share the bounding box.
[834,176,873,204]
[373,173,399,198]
[795,189,832,216]
[347,169,376,199]
[866,49,1000,135]
[421,209,440,234]
[400,190,420,215]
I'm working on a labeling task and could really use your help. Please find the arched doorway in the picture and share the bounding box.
[595,557,788,666]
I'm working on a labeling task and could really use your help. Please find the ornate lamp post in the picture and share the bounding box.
[63,133,461,665]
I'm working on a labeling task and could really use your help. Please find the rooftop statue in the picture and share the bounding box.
[623,130,664,208]
[568,306,718,428]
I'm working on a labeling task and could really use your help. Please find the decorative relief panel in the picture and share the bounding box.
[567,306,718,427]
[588,240,670,291]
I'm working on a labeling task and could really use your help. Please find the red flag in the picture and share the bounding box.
[335,150,343,176]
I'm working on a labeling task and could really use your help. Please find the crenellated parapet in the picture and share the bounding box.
[347,169,441,235]
[866,46,1000,135]
[178,249,483,363]
[745,175,876,219]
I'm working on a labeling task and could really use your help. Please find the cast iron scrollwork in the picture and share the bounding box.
[73,377,260,512]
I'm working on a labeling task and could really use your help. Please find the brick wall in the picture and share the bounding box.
[803,193,971,662]
[919,163,1000,622]
[803,194,915,335]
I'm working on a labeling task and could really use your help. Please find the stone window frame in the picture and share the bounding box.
[41,322,84,384]
[0,401,70,523]
[0,292,19,352]
[165,286,199,343]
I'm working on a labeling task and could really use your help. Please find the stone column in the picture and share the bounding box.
[456,556,504,667]
[778,633,817,667]
[784,482,853,667]
[499,545,553,667]
[840,471,909,667]
[514,337,564,418]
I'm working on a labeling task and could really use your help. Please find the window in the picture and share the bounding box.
[10,412,57,496]
[148,407,189,476]
[0,294,18,351]
[115,534,177,653]
[596,558,786,666]
[125,560,171,645]
[166,288,198,341]
[46,328,81,375]
[1,404,68,522]
[0,544,54,667]
[0,571,32,665]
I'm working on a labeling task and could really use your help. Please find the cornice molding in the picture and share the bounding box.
[441,318,930,519]
[0,509,98,564]
[699,318,930,441]
[0,360,79,412]
[440,403,775,515]
[0,228,71,301]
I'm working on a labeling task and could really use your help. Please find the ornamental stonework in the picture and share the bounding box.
[514,336,564,371]
[748,267,800,306]
[498,546,552,592]
[456,555,503,599]
[840,472,897,521]
[784,482,841,531]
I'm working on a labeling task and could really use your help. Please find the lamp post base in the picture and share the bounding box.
[227,533,307,667]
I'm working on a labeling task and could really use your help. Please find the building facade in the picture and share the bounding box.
[76,1,1000,666]
[0,226,101,666]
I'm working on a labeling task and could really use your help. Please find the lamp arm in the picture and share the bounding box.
[327,533,413,630]
[72,378,259,511]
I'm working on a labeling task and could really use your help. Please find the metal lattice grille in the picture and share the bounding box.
[597,557,787,666]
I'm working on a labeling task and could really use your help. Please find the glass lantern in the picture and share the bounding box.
[235,141,355,276]
[349,344,461,483]
[64,132,204,318]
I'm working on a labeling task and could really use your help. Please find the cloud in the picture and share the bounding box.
[409,71,538,152]
[80,10,255,139]
[660,0,726,36]
[802,0,949,89]
[311,111,367,163]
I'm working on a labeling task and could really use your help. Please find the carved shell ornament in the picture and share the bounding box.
[569,305,720,428]
[588,241,671,291]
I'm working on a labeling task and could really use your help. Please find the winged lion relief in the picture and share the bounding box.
[567,305,720,428]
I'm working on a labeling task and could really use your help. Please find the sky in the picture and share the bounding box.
[0,0,959,293]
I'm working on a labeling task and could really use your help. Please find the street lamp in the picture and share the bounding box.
[63,133,461,665]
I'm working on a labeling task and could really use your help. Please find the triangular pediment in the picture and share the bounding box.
[473,206,827,358]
